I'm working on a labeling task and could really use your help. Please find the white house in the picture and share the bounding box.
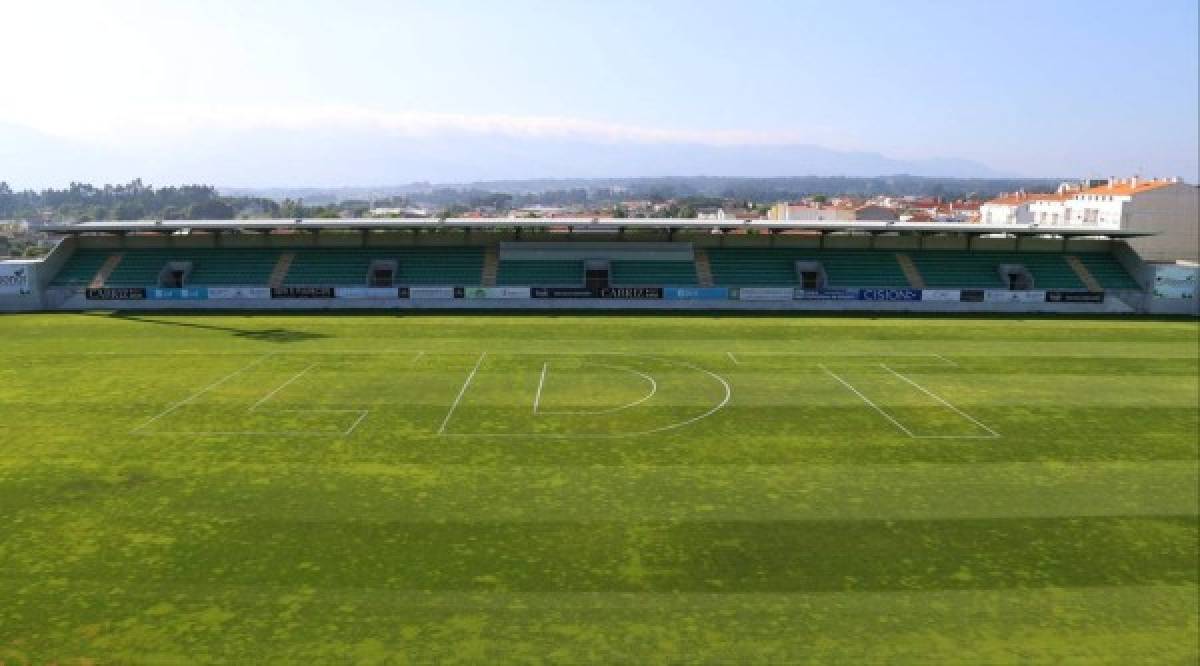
[985,177,1197,262]
[980,183,1081,225]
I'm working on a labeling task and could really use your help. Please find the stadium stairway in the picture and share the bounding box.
[89,253,125,288]
[481,246,499,287]
[1074,252,1142,290]
[269,252,295,288]
[1065,255,1104,292]
[694,248,714,287]
[895,253,926,289]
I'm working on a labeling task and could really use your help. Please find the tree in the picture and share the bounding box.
[186,200,235,219]
[113,201,146,220]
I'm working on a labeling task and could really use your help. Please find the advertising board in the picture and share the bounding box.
[794,288,858,301]
[597,287,662,299]
[0,263,33,295]
[733,287,794,301]
[921,289,961,302]
[663,287,729,300]
[531,287,594,299]
[335,287,401,299]
[1153,264,1197,299]
[1045,291,1105,303]
[464,287,532,299]
[531,287,663,299]
[271,287,335,299]
[983,290,1046,303]
[406,287,459,299]
[207,287,271,300]
[86,287,146,300]
[858,288,922,302]
[147,287,209,300]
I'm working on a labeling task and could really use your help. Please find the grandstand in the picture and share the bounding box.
[3,216,1185,313]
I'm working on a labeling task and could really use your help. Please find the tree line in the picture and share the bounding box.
[0,180,350,222]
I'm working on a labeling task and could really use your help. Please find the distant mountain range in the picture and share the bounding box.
[2,121,1015,190]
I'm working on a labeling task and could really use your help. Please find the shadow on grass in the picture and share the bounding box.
[107,313,330,343]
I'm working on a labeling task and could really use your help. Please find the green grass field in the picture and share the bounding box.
[1,312,1197,663]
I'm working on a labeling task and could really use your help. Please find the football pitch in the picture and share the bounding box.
[1,312,1197,663]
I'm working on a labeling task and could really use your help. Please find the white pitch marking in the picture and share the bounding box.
[132,353,275,431]
[727,351,741,365]
[737,352,956,367]
[879,364,999,438]
[533,362,549,414]
[249,364,315,411]
[438,352,487,434]
[133,430,351,437]
[411,351,425,365]
[932,353,959,367]
[536,362,658,416]
[818,364,916,438]
[342,410,370,436]
[444,354,731,438]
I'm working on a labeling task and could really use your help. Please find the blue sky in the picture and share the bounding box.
[1,0,1197,185]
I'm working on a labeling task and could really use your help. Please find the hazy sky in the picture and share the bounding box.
[1,0,1197,184]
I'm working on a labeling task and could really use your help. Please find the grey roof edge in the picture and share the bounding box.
[41,218,1157,237]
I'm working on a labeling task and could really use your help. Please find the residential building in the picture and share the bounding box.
[768,202,855,221]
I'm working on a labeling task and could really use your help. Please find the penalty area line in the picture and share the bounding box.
[533,362,548,414]
[879,364,999,438]
[249,364,315,411]
[818,363,916,438]
[438,351,486,435]
[131,352,275,432]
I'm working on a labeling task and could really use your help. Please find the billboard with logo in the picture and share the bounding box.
[1153,264,1197,299]
[0,262,33,296]
[858,288,922,302]
[464,287,532,299]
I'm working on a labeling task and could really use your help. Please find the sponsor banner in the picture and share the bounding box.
[1153,264,1197,299]
[207,287,271,300]
[959,289,985,303]
[983,290,1046,303]
[0,263,33,295]
[531,286,664,299]
[147,287,209,300]
[733,287,794,301]
[664,287,730,300]
[859,288,922,302]
[1045,291,1105,303]
[336,287,401,299]
[464,287,532,300]
[407,286,458,299]
[1155,282,1196,299]
[598,287,662,299]
[86,287,146,300]
[921,289,961,302]
[271,286,335,299]
[532,287,594,299]
[794,288,858,301]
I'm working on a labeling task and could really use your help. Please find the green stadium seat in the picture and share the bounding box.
[49,249,111,286]
[707,248,909,287]
[285,247,485,286]
[496,260,583,286]
[610,260,698,286]
[1074,252,1141,289]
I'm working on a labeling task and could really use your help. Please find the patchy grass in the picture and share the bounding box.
[0,313,1196,662]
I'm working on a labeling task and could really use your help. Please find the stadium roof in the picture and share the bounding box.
[42,218,1157,238]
